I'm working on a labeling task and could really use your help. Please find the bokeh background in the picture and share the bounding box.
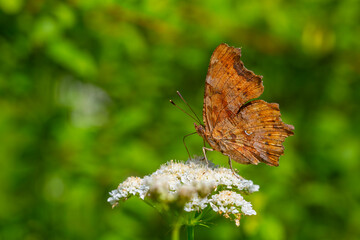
[1,0,359,239]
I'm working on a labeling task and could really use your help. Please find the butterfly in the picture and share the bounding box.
[193,43,294,167]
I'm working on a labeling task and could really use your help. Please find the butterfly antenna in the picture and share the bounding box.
[169,100,200,123]
[176,91,202,124]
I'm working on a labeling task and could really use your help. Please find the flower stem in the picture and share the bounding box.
[187,225,194,240]
[171,223,181,240]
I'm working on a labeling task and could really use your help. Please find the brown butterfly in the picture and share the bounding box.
[191,43,294,167]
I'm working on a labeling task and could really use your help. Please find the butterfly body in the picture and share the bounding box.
[196,44,294,167]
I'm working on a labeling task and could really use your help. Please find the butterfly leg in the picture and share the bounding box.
[183,132,197,160]
[202,147,213,166]
[228,157,243,179]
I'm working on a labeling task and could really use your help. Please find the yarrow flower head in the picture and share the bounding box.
[108,157,259,227]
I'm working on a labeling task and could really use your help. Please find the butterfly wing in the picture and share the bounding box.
[203,43,264,133]
[212,100,294,166]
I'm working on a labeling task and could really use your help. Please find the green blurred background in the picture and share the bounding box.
[1,0,359,239]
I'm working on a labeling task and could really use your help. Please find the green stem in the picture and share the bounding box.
[171,223,181,240]
[187,225,194,240]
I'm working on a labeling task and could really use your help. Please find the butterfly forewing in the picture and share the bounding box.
[203,43,264,133]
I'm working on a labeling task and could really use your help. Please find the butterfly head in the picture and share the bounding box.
[194,123,206,138]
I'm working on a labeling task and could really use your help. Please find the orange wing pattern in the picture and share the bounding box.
[211,100,294,166]
[203,43,264,133]
[201,43,294,166]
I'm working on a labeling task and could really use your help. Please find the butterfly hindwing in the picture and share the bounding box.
[213,100,294,166]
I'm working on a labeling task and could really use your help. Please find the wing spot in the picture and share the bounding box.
[233,61,245,78]
[265,141,269,145]
[245,130,252,135]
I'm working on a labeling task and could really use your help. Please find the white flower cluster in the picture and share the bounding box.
[108,157,259,226]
